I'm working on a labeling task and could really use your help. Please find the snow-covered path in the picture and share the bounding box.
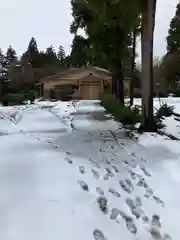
[0,101,179,239]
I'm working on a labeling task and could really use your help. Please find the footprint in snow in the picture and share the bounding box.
[142,215,149,223]
[126,198,143,219]
[137,178,149,188]
[135,196,142,206]
[78,180,89,191]
[93,229,107,240]
[112,165,119,173]
[126,218,137,234]
[140,166,151,177]
[110,208,121,219]
[105,159,111,165]
[129,152,136,158]
[52,144,58,148]
[163,234,172,240]
[91,169,99,179]
[108,188,121,197]
[140,156,148,163]
[105,168,114,177]
[97,196,108,213]
[103,173,109,180]
[123,159,129,165]
[129,170,136,180]
[96,187,104,196]
[153,196,164,207]
[79,166,85,174]
[124,178,134,190]
[151,214,161,228]
[89,159,100,169]
[149,226,162,239]
[65,157,73,164]
[119,180,132,193]
[116,210,137,234]
[144,187,153,198]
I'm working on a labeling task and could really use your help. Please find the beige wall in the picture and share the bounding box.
[43,73,105,100]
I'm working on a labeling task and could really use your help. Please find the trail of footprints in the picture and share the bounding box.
[14,124,168,239]
[8,111,170,240]
[75,147,170,239]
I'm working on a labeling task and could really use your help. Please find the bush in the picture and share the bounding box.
[1,93,25,106]
[101,93,141,128]
[156,103,174,118]
[56,87,73,101]
[153,91,168,98]
[170,88,180,97]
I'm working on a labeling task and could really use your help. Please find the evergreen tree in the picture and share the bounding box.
[27,37,39,54]
[167,3,180,52]
[45,45,57,58]
[26,37,39,67]
[57,45,66,66]
[0,48,5,69]
[70,35,89,67]
[5,45,17,66]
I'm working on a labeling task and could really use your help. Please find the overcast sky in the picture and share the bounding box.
[0,0,178,58]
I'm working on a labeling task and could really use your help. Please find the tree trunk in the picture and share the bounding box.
[141,0,157,131]
[115,61,124,104]
[112,73,117,97]
[130,30,136,106]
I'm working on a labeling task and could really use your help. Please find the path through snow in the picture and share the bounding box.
[0,100,179,239]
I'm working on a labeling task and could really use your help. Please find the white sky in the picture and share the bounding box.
[0,0,178,59]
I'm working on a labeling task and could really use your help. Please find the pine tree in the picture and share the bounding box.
[167,3,180,52]
[27,37,39,54]
[0,48,5,69]
[45,45,56,58]
[57,45,65,66]
[6,45,17,67]
[26,37,40,68]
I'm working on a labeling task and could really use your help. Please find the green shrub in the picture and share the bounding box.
[170,88,180,97]
[153,91,168,98]
[101,93,141,127]
[1,93,25,106]
[156,103,174,118]
[55,88,73,101]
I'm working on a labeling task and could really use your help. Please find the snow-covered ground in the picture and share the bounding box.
[132,97,180,139]
[0,99,180,239]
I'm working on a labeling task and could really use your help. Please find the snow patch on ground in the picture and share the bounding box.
[0,100,179,239]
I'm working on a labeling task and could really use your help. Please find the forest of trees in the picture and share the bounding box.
[1,0,180,131]
[0,38,68,93]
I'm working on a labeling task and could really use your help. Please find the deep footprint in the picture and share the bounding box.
[119,180,132,193]
[126,198,141,219]
[91,169,99,179]
[105,168,114,177]
[151,214,161,228]
[96,187,104,196]
[79,166,85,174]
[153,196,164,207]
[126,218,137,234]
[93,229,107,240]
[140,166,151,177]
[97,196,108,213]
[110,208,121,219]
[108,188,121,197]
[78,180,89,191]
[124,178,134,190]
[103,173,109,180]
[112,165,119,173]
